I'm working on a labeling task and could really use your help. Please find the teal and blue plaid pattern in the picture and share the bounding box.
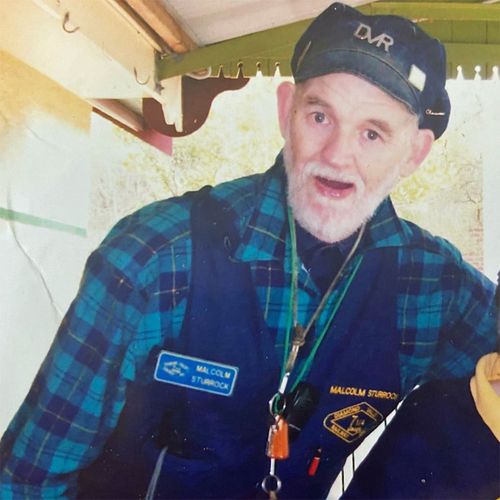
[0,161,495,497]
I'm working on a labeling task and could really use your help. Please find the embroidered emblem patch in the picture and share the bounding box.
[323,402,383,443]
[154,350,238,397]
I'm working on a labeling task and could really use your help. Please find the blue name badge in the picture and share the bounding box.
[154,350,238,397]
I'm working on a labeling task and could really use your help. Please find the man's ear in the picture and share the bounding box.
[276,82,296,138]
[400,128,435,178]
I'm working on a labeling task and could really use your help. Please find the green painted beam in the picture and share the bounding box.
[157,20,304,80]
[157,3,500,80]
[446,42,500,77]
[360,2,500,22]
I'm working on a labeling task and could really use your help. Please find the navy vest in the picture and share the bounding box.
[78,190,402,499]
[342,377,499,499]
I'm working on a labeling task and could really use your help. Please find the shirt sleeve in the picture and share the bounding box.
[0,197,193,498]
[425,258,497,382]
[398,240,497,394]
[0,251,151,498]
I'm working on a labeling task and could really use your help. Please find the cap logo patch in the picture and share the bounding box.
[353,22,394,53]
[408,64,426,92]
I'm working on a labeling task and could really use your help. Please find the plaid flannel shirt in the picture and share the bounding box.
[0,159,495,498]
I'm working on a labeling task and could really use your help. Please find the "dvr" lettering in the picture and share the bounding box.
[353,23,394,53]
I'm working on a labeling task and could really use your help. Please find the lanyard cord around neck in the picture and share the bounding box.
[279,208,366,391]
[262,211,366,498]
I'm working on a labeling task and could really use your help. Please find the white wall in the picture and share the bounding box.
[478,82,500,283]
[0,50,93,433]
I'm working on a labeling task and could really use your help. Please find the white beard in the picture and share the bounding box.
[283,147,400,243]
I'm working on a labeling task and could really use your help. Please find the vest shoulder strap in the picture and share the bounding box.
[190,185,241,253]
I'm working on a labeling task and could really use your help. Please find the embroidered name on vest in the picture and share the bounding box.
[330,385,366,397]
[353,22,394,52]
[329,385,399,400]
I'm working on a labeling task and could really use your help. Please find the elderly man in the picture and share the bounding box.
[0,2,496,499]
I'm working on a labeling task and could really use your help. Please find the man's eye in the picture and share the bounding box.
[313,112,327,124]
[366,129,380,141]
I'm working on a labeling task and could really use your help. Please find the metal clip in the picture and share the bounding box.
[261,459,282,497]
[134,67,150,86]
[292,324,306,347]
[62,12,79,34]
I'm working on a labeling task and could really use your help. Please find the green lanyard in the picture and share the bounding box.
[263,211,366,498]
[279,208,365,390]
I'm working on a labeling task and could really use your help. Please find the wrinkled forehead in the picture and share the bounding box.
[293,73,419,127]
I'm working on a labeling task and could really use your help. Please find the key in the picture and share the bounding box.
[266,417,289,459]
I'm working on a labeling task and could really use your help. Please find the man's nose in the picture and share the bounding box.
[320,128,353,169]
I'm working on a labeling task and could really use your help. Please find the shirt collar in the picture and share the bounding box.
[363,197,413,250]
[295,220,361,259]
[233,156,288,262]
[230,153,413,263]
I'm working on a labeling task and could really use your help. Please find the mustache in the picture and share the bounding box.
[305,162,359,185]
[285,157,362,193]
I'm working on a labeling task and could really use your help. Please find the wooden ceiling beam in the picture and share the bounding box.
[124,0,197,54]
[107,0,171,53]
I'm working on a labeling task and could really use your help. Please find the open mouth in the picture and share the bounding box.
[315,175,355,198]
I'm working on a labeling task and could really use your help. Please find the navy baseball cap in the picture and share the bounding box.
[292,2,451,139]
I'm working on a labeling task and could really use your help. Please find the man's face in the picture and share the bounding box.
[278,73,432,243]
